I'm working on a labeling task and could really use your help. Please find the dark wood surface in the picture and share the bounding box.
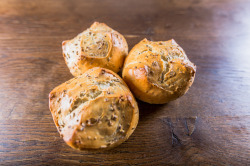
[0,0,250,165]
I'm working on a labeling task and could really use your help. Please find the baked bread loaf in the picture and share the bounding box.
[62,22,128,76]
[122,39,196,104]
[49,67,139,150]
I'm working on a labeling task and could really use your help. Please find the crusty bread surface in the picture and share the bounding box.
[62,22,128,76]
[122,38,196,104]
[49,67,139,150]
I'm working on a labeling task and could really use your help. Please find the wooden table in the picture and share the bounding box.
[0,0,250,165]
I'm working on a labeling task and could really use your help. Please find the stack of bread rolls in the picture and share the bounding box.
[49,22,196,150]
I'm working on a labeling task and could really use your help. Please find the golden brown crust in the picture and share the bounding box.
[122,38,196,104]
[62,22,128,76]
[49,67,139,150]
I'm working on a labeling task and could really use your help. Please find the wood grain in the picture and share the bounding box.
[0,0,250,165]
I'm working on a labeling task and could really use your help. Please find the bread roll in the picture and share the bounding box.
[122,39,196,104]
[62,22,128,76]
[49,67,139,149]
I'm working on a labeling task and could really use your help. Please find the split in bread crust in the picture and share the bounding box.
[122,38,196,104]
[62,22,128,76]
[49,67,139,149]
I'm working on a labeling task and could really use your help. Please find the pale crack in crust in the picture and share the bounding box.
[80,30,111,57]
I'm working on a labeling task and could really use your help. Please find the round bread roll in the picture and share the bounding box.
[49,67,139,150]
[62,22,128,76]
[122,39,196,104]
